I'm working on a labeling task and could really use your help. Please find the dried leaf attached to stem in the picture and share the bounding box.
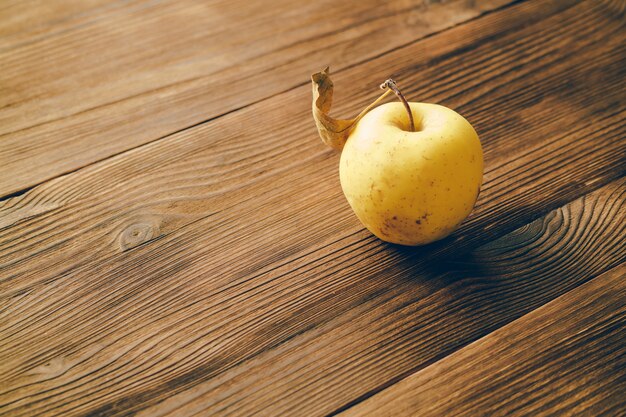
[311,67,391,151]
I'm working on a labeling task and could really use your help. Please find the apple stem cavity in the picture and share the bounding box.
[380,79,415,132]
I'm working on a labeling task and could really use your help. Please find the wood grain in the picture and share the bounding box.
[341,264,626,417]
[0,1,120,51]
[0,0,624,415]
[1,0,623,285]
[0,0,512,197]
[1,177,624,414]
[126,178,625,417]
[1,173,626,415]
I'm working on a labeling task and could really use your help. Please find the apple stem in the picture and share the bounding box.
[380,79,415,132]
[352,88,393,125]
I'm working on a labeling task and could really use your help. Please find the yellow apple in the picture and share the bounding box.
[311,68,483,246]
[340,102,482,245]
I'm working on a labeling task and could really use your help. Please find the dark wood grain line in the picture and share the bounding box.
[339,264,626,417]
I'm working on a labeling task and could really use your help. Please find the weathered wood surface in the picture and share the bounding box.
[1,0,624,416]
[131,179,626,417]
[0,0,512,197]
[342,264,626,417]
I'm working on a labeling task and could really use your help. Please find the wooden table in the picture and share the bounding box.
[1,0,625,415]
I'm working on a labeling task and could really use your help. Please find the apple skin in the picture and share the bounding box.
[340,102,483,246]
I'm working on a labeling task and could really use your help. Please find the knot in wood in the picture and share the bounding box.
[119,219,160,251]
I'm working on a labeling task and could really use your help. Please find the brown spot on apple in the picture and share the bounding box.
[377,188,384,200]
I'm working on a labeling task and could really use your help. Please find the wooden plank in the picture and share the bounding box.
[0,0,512,197]
[0,0,624,415]
[0,0,121,51]
[340,264,626,417]
[125,179,625,417]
